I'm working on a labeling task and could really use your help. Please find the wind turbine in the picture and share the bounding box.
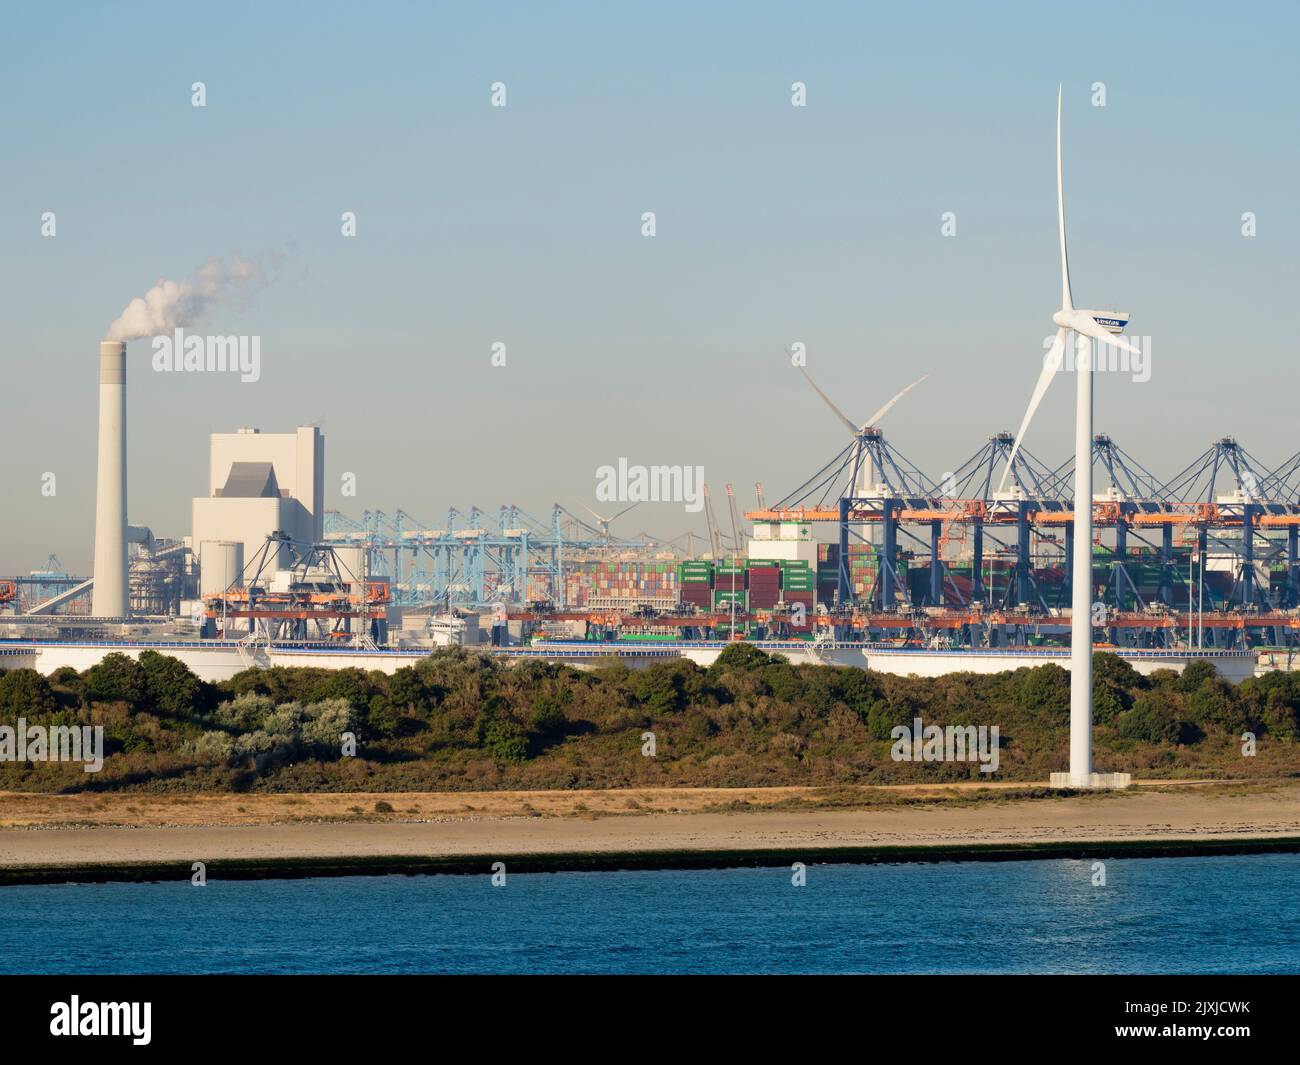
[1002,86,1138,790]
[796,365,929,499]
[577,501,639,540]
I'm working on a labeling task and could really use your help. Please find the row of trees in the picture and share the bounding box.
[0,644,1296,791]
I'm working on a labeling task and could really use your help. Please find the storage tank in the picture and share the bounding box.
[199,540,244,598]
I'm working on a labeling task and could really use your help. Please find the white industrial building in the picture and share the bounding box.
[747,521,817,565]
[191,426,325,586]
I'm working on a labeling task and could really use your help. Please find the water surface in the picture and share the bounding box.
[1,854,1295,974]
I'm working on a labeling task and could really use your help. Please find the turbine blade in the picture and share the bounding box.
[610,501,640,522]
[1057,84,1073,312]
[1069,312,1140,356]
[860,373,929,430]
[577,502,606,524]
[998,327,1068,493]
[795,364,859,437]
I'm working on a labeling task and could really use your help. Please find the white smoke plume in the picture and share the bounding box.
[105,252,283,341]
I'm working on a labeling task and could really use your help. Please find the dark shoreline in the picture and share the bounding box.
[3,835,1299,886]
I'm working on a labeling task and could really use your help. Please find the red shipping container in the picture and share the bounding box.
[782,591,815,630]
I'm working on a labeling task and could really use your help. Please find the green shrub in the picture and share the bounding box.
[481,718,530,762]
[1188,678,1248,733]
[192,730,235,763]
[634,662,690,715]
[1092,682,1132,726]
[0,669,58,717]
[1117,692,1184,745]
[138,650,204,719]
[214,692,276,733]
[301,698,358,751]
[1176,660,1218,693]
[1019,663,1069,717]
[529,692,568,736]
[1093,652,1143,690]
[83,653,146,708]
[710,643,771,672]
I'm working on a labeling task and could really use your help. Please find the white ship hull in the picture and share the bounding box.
[0,639,1256,684]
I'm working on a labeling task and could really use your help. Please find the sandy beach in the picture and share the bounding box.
[1,780,1298,881]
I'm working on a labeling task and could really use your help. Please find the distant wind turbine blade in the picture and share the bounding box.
[610,501,640,522]
[1057,84,1073,312]
[1068,312,1141,356]
[998,328,1068,493]
[577,502,607,524]
[861,373,929,430]
[796,365,859,438]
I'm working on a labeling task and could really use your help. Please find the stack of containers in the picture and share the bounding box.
[780,560,815,633]
[559,560,682,607]
[746,563,781,609]
[848,544,877,597]
[563,562,594,607]
[678,560,713,610]
[816,543,880,597]
[592,560,679,603]
[713,561,747,611]
[780,560,815,596]
[817,543,840,603]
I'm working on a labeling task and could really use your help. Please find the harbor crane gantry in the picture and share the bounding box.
[325,503,669,609]
[745,428,1300,647]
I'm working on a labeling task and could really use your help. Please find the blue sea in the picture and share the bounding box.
[2,854,1297,974]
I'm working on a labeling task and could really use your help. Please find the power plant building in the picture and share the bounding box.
[191,426,324,582]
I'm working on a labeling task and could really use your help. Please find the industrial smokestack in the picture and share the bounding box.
[92,339,128,617]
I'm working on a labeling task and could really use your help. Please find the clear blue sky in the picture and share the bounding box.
[2,1,1297,572]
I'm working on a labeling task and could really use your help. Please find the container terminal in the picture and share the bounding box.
[0,338,1287,682]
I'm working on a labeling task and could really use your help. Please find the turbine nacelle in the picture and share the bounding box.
[1088,311,1130,335]
[1051,308,1140,355]
[793,364,929,441]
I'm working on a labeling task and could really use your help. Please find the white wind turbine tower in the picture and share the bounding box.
[1002,86,1137,790]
